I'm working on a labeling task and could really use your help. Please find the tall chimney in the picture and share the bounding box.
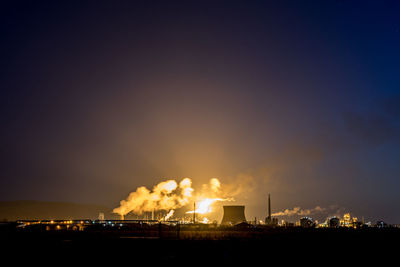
[268,194,271,219]
[265,194,272,225]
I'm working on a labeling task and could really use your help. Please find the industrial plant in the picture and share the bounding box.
[10,194,397,237]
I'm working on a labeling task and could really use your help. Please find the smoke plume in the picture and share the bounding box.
[113,178,193,216]
[272,206,326,217]
[113,177,233,217]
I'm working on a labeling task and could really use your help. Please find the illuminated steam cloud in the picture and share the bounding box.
[187,178,234,214]
[272,206,326,217]
[113,178,193,216]
[113,177,233,218]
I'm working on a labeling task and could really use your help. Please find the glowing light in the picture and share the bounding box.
[161,210,175,221]
[187,198,225,214]
[201,217,209,224]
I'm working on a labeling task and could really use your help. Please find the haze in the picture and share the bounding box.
[1,1,400,223]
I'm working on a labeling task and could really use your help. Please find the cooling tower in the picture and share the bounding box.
[220,205,246,225]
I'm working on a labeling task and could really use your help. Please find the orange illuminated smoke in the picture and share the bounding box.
[187,198,227,214]
[113,177,234,219]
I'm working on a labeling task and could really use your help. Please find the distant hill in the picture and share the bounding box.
[0,200,120,221]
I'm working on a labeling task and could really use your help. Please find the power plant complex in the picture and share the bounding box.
[13,194,386,231]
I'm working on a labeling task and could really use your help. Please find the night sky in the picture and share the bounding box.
[1,1,400,223]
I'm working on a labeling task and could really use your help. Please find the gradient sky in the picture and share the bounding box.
[1,1,400,223]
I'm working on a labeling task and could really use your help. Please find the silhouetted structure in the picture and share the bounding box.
[221,206,246,225]
[328,217,340,228]
[300,217,315,228]
[376,221,388,228]
[265,194,278,226]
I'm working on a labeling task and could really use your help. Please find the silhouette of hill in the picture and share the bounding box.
[0,200,118,221]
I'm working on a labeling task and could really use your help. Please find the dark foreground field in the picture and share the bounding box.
[1,225,399,264]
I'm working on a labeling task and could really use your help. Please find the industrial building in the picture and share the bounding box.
[327,217,340,228]
[300,217,315,228]
[220,205,247,225]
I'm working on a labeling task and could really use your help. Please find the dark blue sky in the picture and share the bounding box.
[1,1,400,223]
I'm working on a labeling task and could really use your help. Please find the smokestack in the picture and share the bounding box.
[265,194,273,225]
[152,209,154,220]
[220,205,246,225]
[120,214,125,220]
[268,194,271,219]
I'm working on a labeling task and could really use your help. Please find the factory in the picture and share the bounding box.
[13,194,389,232]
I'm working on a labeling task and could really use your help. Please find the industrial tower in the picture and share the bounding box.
[265,194,277,225]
